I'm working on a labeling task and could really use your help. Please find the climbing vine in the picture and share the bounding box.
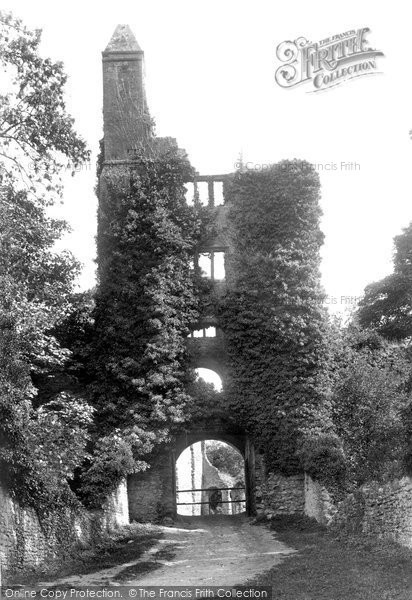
[219,161,336,476]
[81,140,204,504]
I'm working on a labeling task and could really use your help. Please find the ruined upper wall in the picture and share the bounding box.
[102,25,150,160]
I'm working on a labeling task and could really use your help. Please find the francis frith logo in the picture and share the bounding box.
[275,28,384,92]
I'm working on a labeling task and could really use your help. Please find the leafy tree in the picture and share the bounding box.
[78,431,147,509]
[28,394,93,484]
[183,375,227,424]
[53,290,96,383]
[357,223,412,341]
[356,223,412,480]
[0,187,79,370]
[205,441,244,479]
[327,324,411,487]
[0,189,94,510]
[0,12,90,511]
[0,11,88,197]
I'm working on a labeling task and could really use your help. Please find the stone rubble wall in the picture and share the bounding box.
[334,477,412,548]
[128,451,175,522]
[304,474,412,549]
[256,472,305,518]
[0,479,129,581]
[304,474,336,525]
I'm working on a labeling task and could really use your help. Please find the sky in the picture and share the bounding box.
[4,0,412,315]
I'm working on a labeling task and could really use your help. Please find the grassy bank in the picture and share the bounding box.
[248,516,412,600]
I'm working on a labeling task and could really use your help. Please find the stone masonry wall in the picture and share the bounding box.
[128,450,175,522]
[0,480,129,582]
[256,472,305,518]
[304,474,336,525]
[304,475,412,548]
[334,477,412,547]
[103,479,130,528]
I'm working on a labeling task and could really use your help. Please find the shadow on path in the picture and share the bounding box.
[37,515,295,587]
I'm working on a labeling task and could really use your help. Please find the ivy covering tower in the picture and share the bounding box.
[83,27,202,503]
[220,164,336,477]
[84,25,334,512]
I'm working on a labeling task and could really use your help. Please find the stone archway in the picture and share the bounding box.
[127,426,257,522]
[175,437,246,516]
[172,428,256,517]
[193,358,227,384]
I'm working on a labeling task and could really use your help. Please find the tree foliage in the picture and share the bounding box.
[353,221,412,483]
[0,11,89,198]
[0,12,91,513]
[183,375,227,424]
[357,223,412,341]
[327,324,411,487]
[205,440,244,480]
[0,186,94,512]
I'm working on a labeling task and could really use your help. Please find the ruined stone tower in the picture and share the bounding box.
[102,24,150,160]
[97,26,323,522]
[97,25,256,521]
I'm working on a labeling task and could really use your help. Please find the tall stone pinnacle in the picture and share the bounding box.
[104,24,143,54]
[102,25,149,160]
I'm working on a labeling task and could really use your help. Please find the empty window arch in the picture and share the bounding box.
[195,367,222,392]
[198,251,225,281]
[188,326,216,338]
[196,182,209,206]
[185,180,225,207]
[214,181,224,206]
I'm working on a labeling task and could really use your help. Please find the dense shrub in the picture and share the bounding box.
[329,325,411,486]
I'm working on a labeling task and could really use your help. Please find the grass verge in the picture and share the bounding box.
[247,516,412,600]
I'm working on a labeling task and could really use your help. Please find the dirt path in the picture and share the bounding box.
[38,515,295,587]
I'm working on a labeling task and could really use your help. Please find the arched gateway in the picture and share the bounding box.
[127,425,257,521]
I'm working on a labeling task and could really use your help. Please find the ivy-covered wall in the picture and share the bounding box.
[81,139,204,506]
[219,161,332,476]
[90,156,337,510]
